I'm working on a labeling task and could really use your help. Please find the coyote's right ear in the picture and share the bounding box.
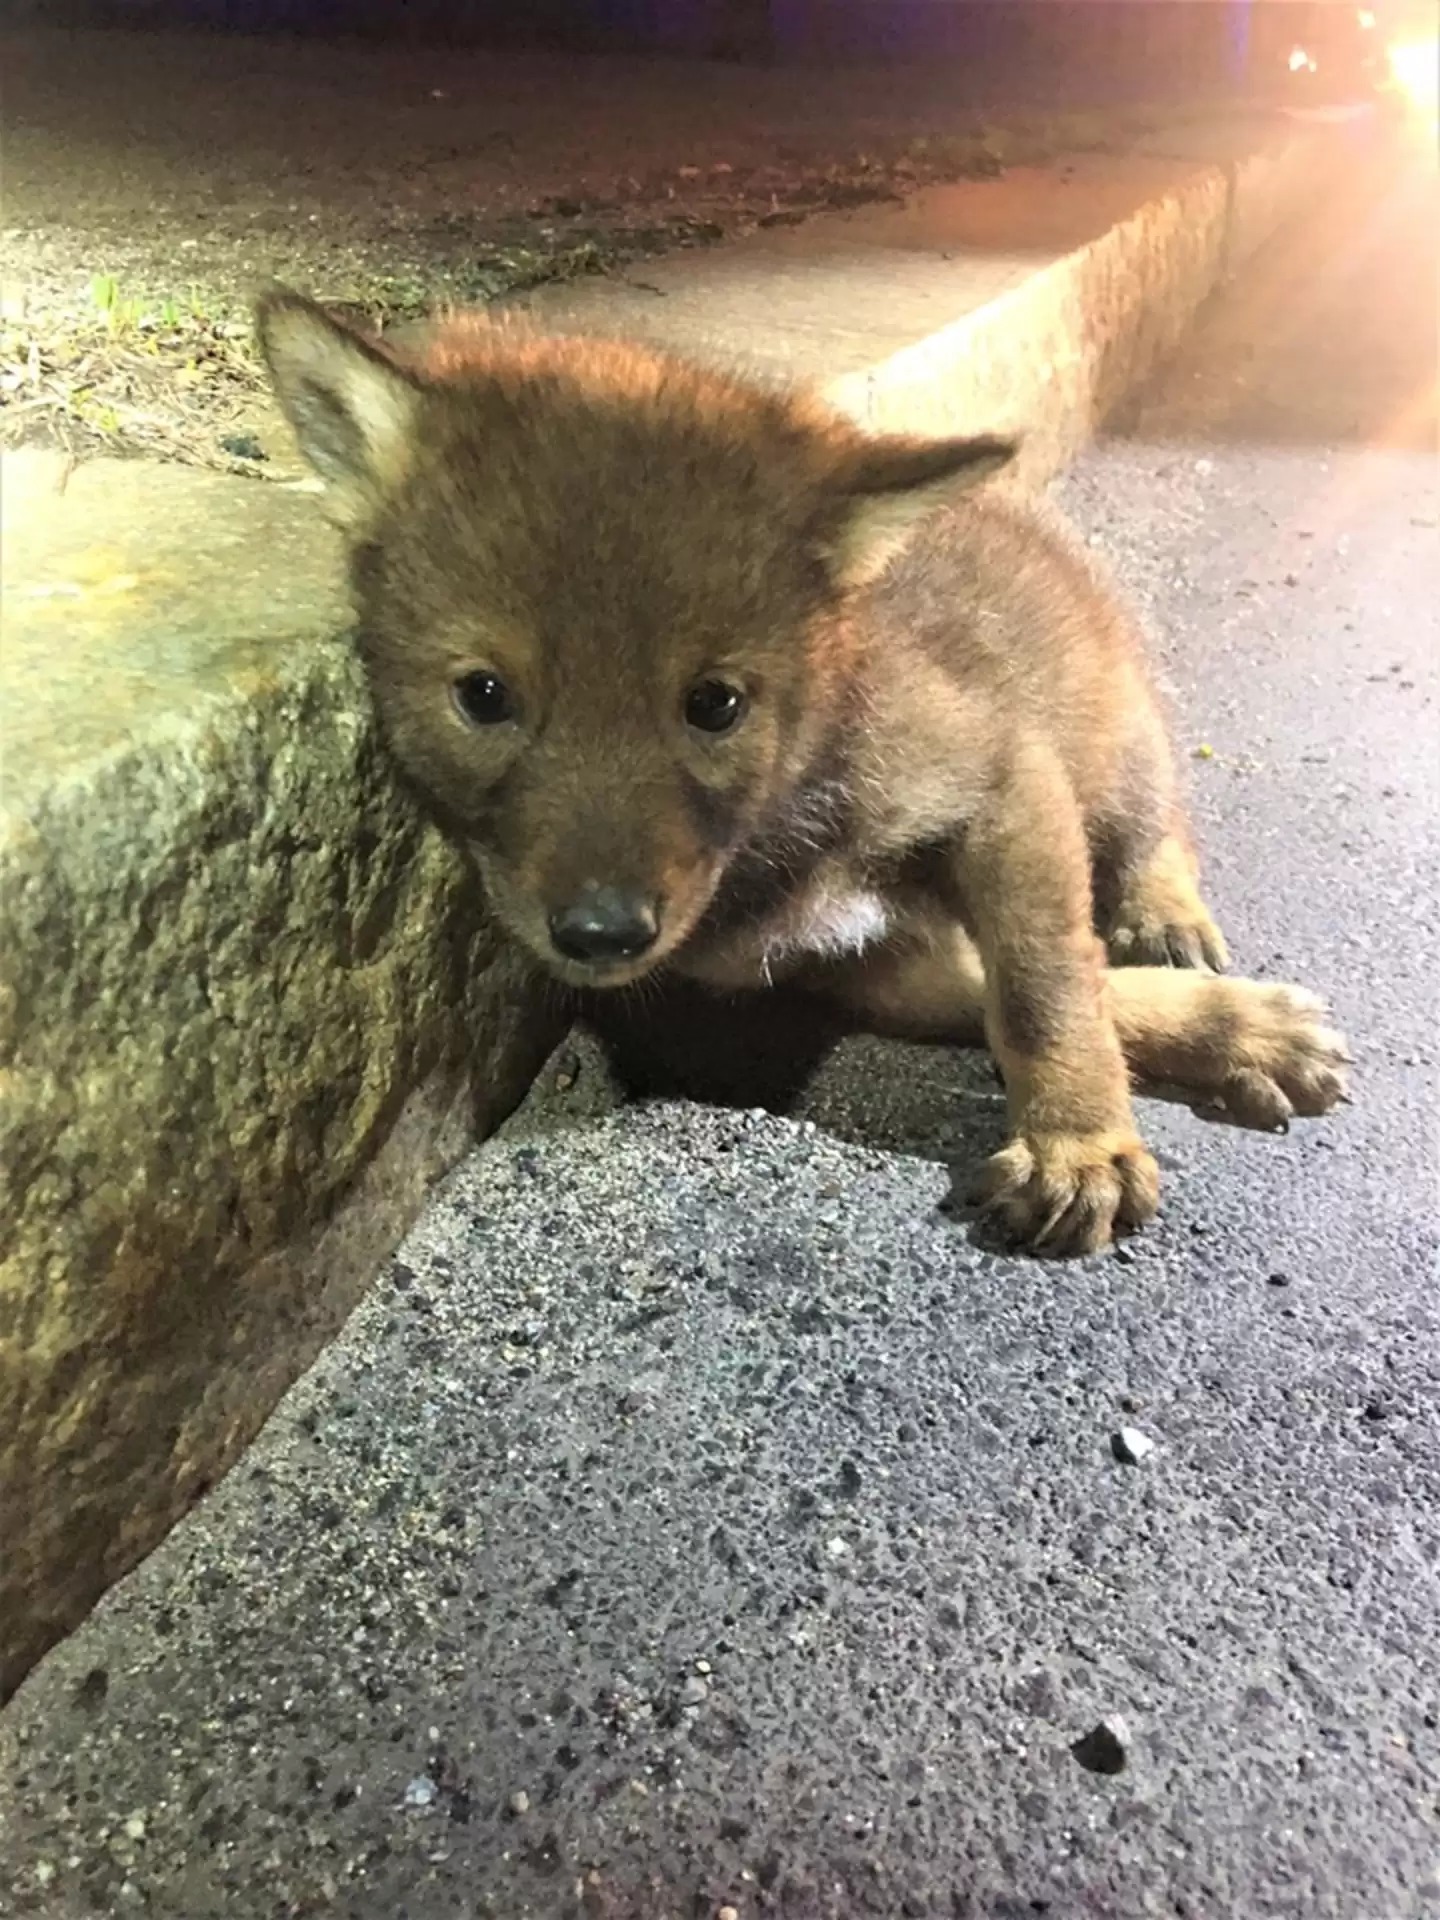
[254,289,421,525]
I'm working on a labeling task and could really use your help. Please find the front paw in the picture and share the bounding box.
[1195,983,1352,1131]
[966,1129,1161,1257]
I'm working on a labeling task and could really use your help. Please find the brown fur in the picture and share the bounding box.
[256,289,1350,1257]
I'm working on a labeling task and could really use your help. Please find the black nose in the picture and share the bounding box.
[548,887,660,965]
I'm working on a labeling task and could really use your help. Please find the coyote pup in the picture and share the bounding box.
[257,290,1350,1257]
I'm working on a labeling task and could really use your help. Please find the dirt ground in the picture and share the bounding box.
[0,28,1276,472]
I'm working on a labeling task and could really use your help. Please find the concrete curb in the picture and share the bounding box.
[506,118,1335,477]
[831,129,1303,467]
[825,160,1234,474]
[0,117,1335,1699]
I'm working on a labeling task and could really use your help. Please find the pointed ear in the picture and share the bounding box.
[827,432,1017,588]
[254,288,422,525]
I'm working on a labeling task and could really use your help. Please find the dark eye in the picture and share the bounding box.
[452,670,514,728]
[684,678,746,735]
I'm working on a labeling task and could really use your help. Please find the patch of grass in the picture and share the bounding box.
[1,280,267,470]
[87,273,216,338]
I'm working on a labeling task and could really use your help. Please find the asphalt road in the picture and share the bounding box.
[1,129,1436,1920]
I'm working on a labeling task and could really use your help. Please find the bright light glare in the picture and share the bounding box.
[1387,36,1440,115]
[1288,44,1318,72]
[1357,9,1376,30]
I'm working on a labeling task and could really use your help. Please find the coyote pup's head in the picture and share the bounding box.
[256,290,1013,987]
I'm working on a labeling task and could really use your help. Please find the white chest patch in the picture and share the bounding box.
[761,888,891,964]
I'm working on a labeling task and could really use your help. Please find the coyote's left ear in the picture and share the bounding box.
[827,432,1017,588]
[254,287,423,527]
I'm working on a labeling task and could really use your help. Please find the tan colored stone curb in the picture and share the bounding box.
[0,462,567,1701]
[508,121,1333,477]
[0,119,1333,1701]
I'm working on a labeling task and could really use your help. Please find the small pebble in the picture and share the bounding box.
[122,1812,147,1841]
[1111,1427,1156,1465]
[1014,1666,1065,1721]
[1072,1714,1131,1775]
[509,1789,531,1817]
[719,1907,741,1920]
[73,1666,110,1711]
[219,432,267,461]
[681,1674,710,1705]
[1267,1270,1291,1287]
[403,1775,437,1810]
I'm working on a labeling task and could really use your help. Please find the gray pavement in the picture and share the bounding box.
[2,130,1437,1920]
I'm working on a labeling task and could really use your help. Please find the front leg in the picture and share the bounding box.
[956,741,1160,1256]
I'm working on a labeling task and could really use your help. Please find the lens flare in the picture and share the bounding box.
[1387,35,1440,116]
